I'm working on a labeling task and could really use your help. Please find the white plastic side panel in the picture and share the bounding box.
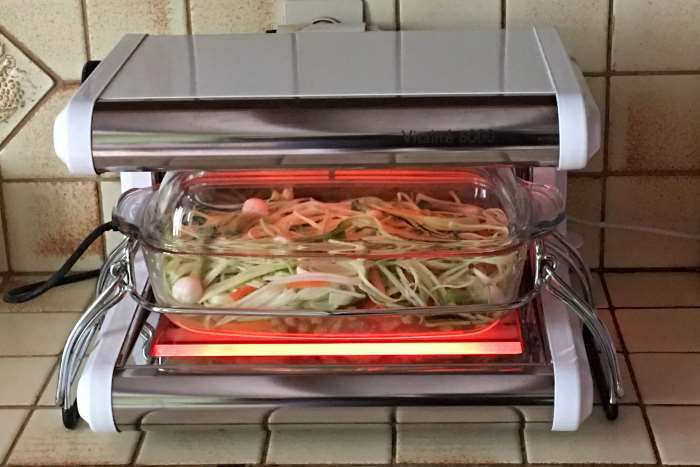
[77,253,148,432]
[53,35,145,175]
[534,28,601,170]
[120,172,153,192]
[534,168,593,431]
[77,296,139,432]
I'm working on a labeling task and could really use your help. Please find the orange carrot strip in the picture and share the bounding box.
[229,285,257,301]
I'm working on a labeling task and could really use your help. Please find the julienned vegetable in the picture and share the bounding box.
[153,188,524,331]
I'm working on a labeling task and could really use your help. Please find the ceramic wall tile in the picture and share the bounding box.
[100,180,125,254]
[266,423,392,464]
[612,0,700,71]
[605,272,700,308]
[605,176,700,267]
[0,0,86,81]
[631,353,700,404]
[399,0,501,29]
[0,313,80,356]
[0,357,55,405]
[8,409,140,465]
[3,182,103,271]
[506,0,609,72]
[524,406,655,464]
[0,409,28,462]
[582,76,606,172]
[190,0,281,33]
[0,34,54,146]
[397,422,522,464]
[648,406,700,465]
[85,0,187,58]
[609,76,700,171]
[1,86,78,179]
[0,275,95,313]
[567,176,602,268]
[136,427,265,465]
[617,308,700,352]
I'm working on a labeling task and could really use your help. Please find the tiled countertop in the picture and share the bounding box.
[0,271,698,466]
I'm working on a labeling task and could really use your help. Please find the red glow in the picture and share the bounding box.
[151,340,523,357]
[150,310,525,359]
[188,169,486,186]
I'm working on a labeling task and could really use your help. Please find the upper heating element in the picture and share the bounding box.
[54,28,600,174]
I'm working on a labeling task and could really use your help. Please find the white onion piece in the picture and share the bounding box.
[242,198,269,216]
[171,276,204,304]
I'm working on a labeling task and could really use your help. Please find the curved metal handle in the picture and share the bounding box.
[543,264,624,405]
[55,257,129,422]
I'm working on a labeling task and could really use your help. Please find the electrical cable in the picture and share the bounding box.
[3,221,117,303]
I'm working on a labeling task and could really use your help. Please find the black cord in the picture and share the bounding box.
[3,221,117,303]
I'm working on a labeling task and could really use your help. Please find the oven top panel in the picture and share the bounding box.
[99,29,557,100]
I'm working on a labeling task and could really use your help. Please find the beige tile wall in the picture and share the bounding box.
[0,0,697,274]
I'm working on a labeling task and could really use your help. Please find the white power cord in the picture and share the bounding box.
[568,216,700,241]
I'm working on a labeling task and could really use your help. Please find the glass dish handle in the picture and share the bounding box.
[521,181,566,237]
[111,187,152,237]
[543,262,624,405]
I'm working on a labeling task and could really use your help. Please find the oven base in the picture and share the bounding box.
[110,371,554,429]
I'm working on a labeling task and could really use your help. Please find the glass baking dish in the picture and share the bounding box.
[114,168,564,338]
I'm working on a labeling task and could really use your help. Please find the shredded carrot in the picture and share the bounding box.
[229,285,257,301]
[368,267,386,294]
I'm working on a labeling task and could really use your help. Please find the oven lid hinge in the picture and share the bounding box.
[275,0,367,33]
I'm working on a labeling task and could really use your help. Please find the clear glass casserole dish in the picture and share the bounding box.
[113,168,564,338]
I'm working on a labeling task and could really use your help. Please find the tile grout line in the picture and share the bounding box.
[601,274,663,465]
[129,431,146,465]
[0,407,33,466]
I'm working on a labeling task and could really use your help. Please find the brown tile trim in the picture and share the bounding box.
[395,0,401,31]
[390,407,398,463]
[129,431,146,465]
[597,267,700,273]
[500,0,506,29]
[94,180,106,258]
[80,0,92,62]
[184,0,193,35]
[585,69,700,76]
[606,170,700,176]
[569,172,604,179]
[0,177,100,183]
[0,181,11,274]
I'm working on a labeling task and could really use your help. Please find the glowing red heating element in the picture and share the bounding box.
[150,310,525,358]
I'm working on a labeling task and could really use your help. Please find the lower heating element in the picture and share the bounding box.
[149,309,525,361]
